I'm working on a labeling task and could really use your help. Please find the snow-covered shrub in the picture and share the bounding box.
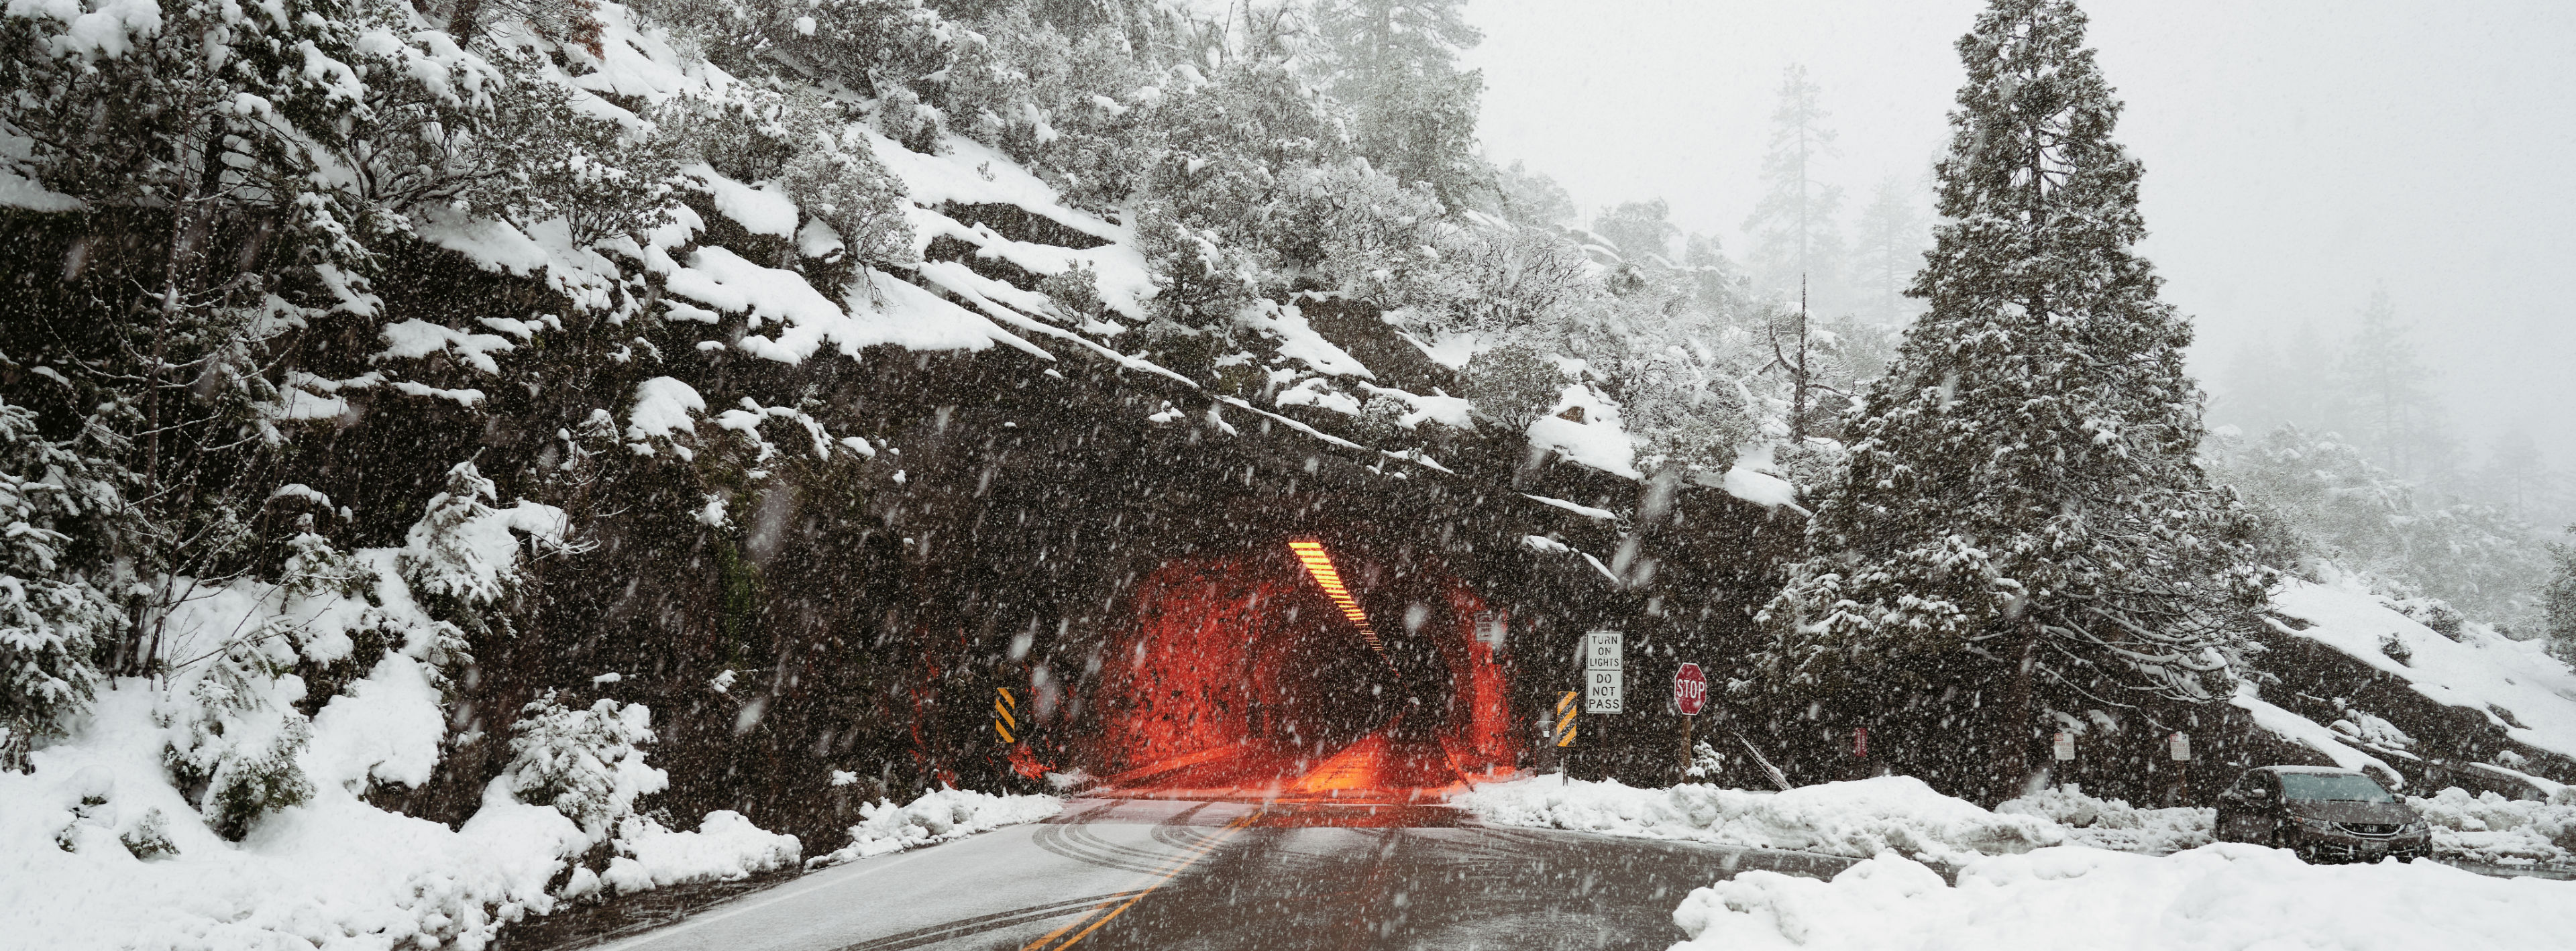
[1684,740,1727,781]
[121,807,176,860]
[157,649,317,840]
[504,691,667,836]
[1135,214,1260,333]
[397,461,568,656]
[1135,59,1342,253]
[400,463,515,608]
[761,0,957,107]
[1040,260,1108,324]
[1458,344,1564,432]
[1432,224,1596,337]
[1259,160,1444,291]
[504,91,683,245]
[778,125,918,266]
[1613,347,1758,480]
[0,400,126,767]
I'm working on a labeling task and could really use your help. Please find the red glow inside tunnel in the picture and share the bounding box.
[1083,541,1518,798]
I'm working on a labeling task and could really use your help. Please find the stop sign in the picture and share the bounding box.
[1673,663,1707,716]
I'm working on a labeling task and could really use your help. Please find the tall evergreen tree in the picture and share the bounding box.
[2336,290,2449,483]
[1753,0,2263,795]
[1742,64,1846,312]
[1849,176,1930,325]
[1309,0,1488,207]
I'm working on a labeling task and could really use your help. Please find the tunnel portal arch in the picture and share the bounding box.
[1077,531,1518,794]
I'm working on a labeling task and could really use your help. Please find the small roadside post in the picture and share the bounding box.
[2169,731,2192,802]
[1554,691,1578,748]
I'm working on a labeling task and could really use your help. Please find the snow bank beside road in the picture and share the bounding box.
[1455,774,2064,864]
[2410,786,2576,867]
[0,685,800,951]
[1996,785,2214,854]
[808,788,1063,867]
[1672,844,2576,951]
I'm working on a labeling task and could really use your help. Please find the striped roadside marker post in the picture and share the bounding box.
[1554,691,1578,747]
[994,687,1018,744]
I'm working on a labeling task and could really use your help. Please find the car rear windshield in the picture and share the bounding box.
[2278,772,2396,803]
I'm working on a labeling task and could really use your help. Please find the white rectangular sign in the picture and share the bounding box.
[1585,669,1624,714]
[1475,610,1509,647]
[2168,732,2191,761]
[2053,732,2076,761]
[1585,630,1623,671]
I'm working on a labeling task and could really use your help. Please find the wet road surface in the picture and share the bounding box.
[590,796,1854,951]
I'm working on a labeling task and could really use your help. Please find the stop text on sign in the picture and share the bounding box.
[1672,663,1707,716]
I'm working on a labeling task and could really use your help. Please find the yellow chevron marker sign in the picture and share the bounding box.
[1554,691,1578,747]
[994,687,1018,744]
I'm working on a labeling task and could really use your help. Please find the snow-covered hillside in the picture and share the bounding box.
[2238,575,2576,795]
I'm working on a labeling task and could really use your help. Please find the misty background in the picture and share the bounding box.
[1466,0,2576,530]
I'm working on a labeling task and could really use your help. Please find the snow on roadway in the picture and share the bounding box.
[1672,844,2576,951]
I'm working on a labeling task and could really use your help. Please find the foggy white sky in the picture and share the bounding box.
[1464,0,2576,475]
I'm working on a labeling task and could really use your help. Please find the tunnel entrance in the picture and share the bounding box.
[1081,535,1518,800]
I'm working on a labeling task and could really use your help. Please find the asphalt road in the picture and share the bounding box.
[590,797,1856,951]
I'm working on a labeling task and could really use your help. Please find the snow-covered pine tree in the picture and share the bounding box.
[1754,0,2264,793]
[504,690,665,836]
[2546,539,2576,663]
[1309,0,1488,207]
[1742,64,1847,312]
[0,400,130,769]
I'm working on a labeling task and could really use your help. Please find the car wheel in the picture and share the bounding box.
[2268,827,2302,860]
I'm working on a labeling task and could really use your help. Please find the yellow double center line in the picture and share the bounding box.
[1017,811,1261,951]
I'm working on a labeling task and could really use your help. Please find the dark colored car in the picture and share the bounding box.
[2214,766,2432,862]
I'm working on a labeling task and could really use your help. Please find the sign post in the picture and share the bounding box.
[1583,630,1623,714]
[2052,731,2076,763]
[1672,663,1707,776]
[2169,731,2192,802]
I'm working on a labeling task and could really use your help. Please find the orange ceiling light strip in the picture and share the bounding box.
[1288,540,1394,664]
